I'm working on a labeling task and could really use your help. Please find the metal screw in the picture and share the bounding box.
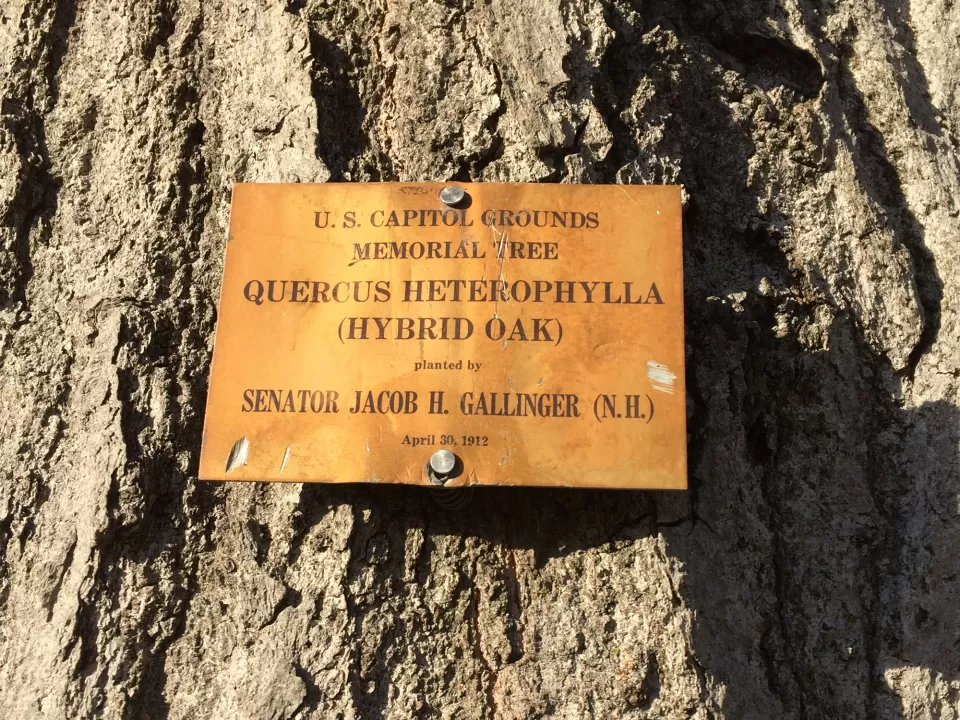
[439,185,466,206]
[430,449,457,475]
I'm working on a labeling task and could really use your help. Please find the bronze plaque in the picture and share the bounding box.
[199,183,686,488]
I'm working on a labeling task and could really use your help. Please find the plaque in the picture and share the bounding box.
[199,182,686,489]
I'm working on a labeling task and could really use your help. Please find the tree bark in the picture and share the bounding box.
[1,0,958,718]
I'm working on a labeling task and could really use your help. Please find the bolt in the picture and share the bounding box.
[439,185,466,206]
[430,449,457,476]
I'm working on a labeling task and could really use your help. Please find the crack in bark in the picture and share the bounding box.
[468,572,498,720]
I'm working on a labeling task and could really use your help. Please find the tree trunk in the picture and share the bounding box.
[1,0,958,717]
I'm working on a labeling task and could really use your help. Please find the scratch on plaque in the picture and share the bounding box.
[592,339,624,353]
[493,225,508,259]
[646,360,676,394]
[617,185,638,204]
[225,437,249,473]
[291,312,309,351]
[365,441,371,453]
[492,226,509,320]
[279,445,291,474]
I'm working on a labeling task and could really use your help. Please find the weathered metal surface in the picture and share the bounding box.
[199,182,685,488]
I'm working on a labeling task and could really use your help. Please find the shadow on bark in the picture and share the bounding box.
[307,31,369,182]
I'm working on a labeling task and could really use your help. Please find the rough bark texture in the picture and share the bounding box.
[0,0,958,718]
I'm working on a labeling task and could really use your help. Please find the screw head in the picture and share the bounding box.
[439,185,466,206]
[430,449,457,475]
